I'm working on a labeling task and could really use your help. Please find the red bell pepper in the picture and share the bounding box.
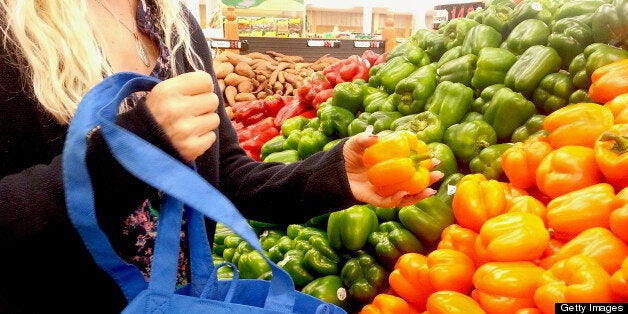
[361,50,379,67]
[274,96,312,128]
[231,99,267,126]
[374,51,389,66]
[264,95,286,117]
[312,88,334,110]
[323,55,371,86]
[297,73,332,107]
[237,117,276,142]
[240,123,280,161]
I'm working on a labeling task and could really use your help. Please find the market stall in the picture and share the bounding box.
[208,0,628,312]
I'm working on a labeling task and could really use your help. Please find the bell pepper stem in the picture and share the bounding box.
[600,131,628,154]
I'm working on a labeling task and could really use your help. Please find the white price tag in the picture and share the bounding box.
[447,184,457,196]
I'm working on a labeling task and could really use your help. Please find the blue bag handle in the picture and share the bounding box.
[63,72,297,311]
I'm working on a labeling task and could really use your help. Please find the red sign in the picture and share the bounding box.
[435,2,484,21]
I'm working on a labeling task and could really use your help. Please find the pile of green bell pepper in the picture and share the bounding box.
[327,205,379,252]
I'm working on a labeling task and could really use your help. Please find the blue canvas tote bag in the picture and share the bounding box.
[62,72,347,314]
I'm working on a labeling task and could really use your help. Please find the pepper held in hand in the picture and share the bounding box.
[362,131,433,197]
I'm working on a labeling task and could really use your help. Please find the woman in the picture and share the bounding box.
[0,1,439,312]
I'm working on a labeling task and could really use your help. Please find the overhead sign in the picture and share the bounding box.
[434,1,484,21]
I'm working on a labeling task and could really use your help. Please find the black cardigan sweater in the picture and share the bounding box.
[0,8,357,313]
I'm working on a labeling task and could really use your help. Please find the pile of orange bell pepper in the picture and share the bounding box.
[360,59,628,313]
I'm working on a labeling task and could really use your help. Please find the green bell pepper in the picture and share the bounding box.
[504,45,562,98]
[364,93,396,113]
[435,172,464,207]
[444,120,497,164]
[394,111,444,144]
[436,54,477,87]
[502,19,551,56]
[363,88,390,113]
[427,142,459,180]
[317,103,355,139]
[554,0,604,21]
[367,64,383,87]
[461,24,503,55]
[213,255,235,280]
[483,86,537,141]
[441,18,480,50]
[482,4,514,36]
[507,0,553,30]
[569,42,628,90]
[212,223,235,256]
[347,115,370,137]
[532,72,575,114]
[281,115,310,137]
[297,128,329,159]
[277,249,315,287]
[392,64,438,115]
[331,82,366,115]
[368,221,425,269]
[386,39,420,61]
[287,224,327,240]
[511,114,548,143]
[268,235,294,263]
[425,81,474,128]
[367,111,404,134]
[462,111,484,122]
[413,29,448,62]
[436,46,464,68]
[323,138,342,152]
[373,206,400,222]
[263,149,300,164]
[471,47,517,91]
[327,205,379,252]
[221,233,244,263]
[591,0,628,50]
[468,143,514,181]
[238,249,272,280]
[484,0,515,9]
[472,83,505,113]
[301,275,349,309]
[569,88,593,104]
[283,128,329,159]
[260,135,287,161]
[303,234,341,276]
[340,252,387,304]
[375,55,419,94]
[547,17,594,70]
[398,196,456,248]
[259,229,286,251]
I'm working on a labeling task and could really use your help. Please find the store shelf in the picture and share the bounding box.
[234,36,385,62]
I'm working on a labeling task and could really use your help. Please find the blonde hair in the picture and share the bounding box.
[0,0,203,125]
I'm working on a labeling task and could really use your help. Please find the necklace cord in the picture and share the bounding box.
[93,0,151,67]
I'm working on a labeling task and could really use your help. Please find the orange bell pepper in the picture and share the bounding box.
[536,239,565,269]
[500,182,529,208]
[589,58,628,104]
[610,187,628,242]
[594,124,628,189]
[543,102,614,149]
[534,254,616,313]
[544,227,628,274]
[605,93,628,124]
[475,212,549,263]
[545,183,616,242]
[437,224,486,268]
[427,249,475,294]
[535,146,602,199]
[424,291,486,314]
[610,257,628,300]
[363,130,433,197]
[507,195,548,227]
[388,253,433,310]
[472,261,545,314]
[452,174,508,233]
[515,309,541,314]
[501,136,554,189]
[360,294,422,314]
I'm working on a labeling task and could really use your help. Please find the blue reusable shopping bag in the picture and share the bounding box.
[62,72,347,314]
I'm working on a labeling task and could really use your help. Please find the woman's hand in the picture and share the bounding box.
[145,71,220,162]
[343,131,444,208]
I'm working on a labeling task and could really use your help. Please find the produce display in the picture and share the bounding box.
[215,0,628,312]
